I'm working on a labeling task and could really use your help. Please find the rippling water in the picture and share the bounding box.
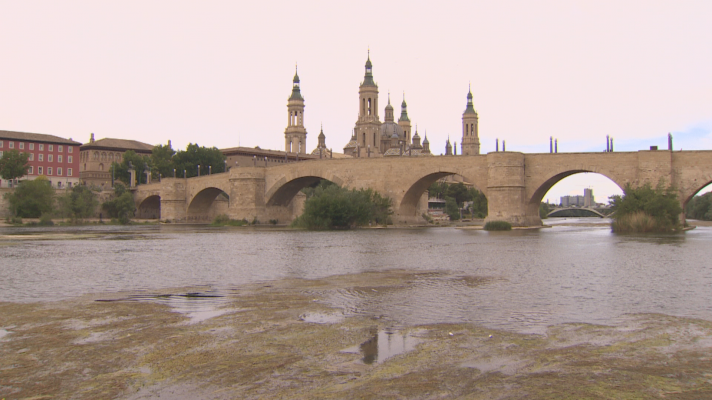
[1,220,711,333]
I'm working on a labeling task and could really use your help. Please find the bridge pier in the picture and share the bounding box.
[485,152,542,227]
[159,178,187,222]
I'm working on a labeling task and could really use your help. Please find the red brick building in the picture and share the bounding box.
[0,130,82,188]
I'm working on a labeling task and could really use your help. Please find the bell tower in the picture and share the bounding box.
[354,50,381,156]
[285,66,307,154]
[461,84,480,155]
[398,93,412,145]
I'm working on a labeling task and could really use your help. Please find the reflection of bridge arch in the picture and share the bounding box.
[187,187,229,222]
[136,195,161,219]
[399,171,488,217]
[548,207,605,218]
[266,173,344,206]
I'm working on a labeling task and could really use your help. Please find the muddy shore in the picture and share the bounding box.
[2,270,711,399]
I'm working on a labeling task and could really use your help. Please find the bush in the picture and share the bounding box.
[609,182,682,233]
[58,185,99,222]
[4,178,55,218]
[291,185,392,230]
[211,214,248,227]
[484,220,512,231]
[102,183,135,225]
[39,215,54,226]
[6,216,22,225]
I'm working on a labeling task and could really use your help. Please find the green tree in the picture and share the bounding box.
[59,185,99,222]
[445,196,460,220]
[292,185,392,229]
[172,143,226,178]
[468,187,488,218]
[4,177,54,217]
[111,150,153,186]
[0,149,30,181]
[609,181,682,232]
[151,142,176,179]
[539,202,550,219]
[102,183,135,224]
[686,192,712,221]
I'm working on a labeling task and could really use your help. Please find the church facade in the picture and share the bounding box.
[284,54,481,158]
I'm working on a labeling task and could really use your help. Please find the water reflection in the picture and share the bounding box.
[343,328,423,364]
[1,223,712,334]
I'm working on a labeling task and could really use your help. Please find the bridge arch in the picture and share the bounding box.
[266,173,344,207]
[398,171,488,219]
[136,195,161,219]
[681,176,712,210]
[527,169,627,218]
[187,187,230,222]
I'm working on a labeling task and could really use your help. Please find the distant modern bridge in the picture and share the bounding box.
[547,208,607,218]
[133,150,712,227]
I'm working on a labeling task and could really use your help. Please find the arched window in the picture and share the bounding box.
[116,153,122,162]
[362,99,365,116]
[101,152,107,161]
[99,163,104,171]
[109,153,114,162]
[368,98,372,116]
[93,151,99,161]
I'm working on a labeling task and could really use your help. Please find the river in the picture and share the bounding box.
[1,219,710,334]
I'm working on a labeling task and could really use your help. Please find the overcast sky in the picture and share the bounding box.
[2,1,710,202]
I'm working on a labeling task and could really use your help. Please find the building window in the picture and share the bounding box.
[47,167,53,175]
[9,142,14,149]
[19,142,24,149]
[67,168,73,176]
[0,151,3,157]
[0,141,3,148]
[68,146,73,153]
[38,166,43,175]
[38,154,44,162]
[57,167,63,176]
[39,144,44,151]
[29,153,34,161]
[49,145,53,151]
[68,156,73,163]
[29,143,34,150]
[58,145,63,152]
[48,154,53,162]
[28,166,33,175]
[58,155,63,163]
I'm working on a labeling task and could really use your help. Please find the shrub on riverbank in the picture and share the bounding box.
[483,220,512,231]
[609,182,682,233]
[291,185,392,230]
[211,214,248,227]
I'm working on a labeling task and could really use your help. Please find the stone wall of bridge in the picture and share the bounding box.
[131,149,712,227]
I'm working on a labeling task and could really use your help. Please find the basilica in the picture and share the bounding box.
[283,53,481,158]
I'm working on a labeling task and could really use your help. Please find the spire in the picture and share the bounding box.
[362,49,376,86]
[464,83,476,115]
[289,65,303,101]
[399,92,410,122]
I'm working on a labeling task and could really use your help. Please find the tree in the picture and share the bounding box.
[151,143,176,179]
[445,196,460,220]
[172,143,226,178]
[111,150,153,186]
[686,192,712,221]
[539,202,550,219]
[102,183,135,224]
[292,185,392,229]
[0,149,30,181]
[609,181,682,232]
[468,187,488,218]
[59,185,99,221]
[4,177,54,217]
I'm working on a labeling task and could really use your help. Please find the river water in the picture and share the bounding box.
[1,219,710,334]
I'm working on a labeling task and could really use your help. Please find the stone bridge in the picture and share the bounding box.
[133,150,712,226]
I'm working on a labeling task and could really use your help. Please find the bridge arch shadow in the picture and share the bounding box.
[528,170,624,217]
[136,195,161,219]
[187,187,229,222]
[399,172,487,218]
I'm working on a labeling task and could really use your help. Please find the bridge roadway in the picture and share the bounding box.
[133,150,712,227]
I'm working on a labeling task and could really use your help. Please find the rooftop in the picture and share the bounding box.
[0,130,81,145]
[81,138,154,152]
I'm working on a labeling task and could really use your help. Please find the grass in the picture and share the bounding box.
[611,211,678,233]
[210,214,248,227]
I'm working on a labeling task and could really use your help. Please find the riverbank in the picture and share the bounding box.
[2,270,711,399]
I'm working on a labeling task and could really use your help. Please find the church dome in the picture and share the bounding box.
[379,121,404,139]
